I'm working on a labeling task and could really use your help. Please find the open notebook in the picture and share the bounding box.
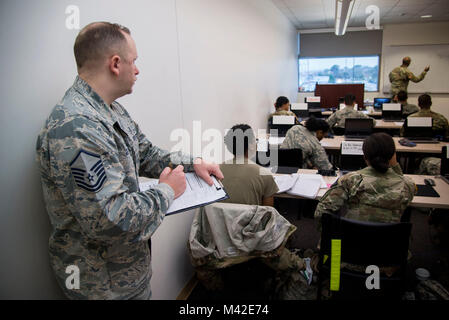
[139,173,228,215]
[274,173,334,199]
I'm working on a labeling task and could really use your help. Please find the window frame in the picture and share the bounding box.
[298,54,381,93]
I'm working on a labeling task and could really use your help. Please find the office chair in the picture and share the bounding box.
[317,213,412,300]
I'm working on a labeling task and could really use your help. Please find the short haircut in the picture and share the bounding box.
[224,124,255,157]
[275,96,289,109]
[305,116,329,133]
[402,57,411,66]
[397,90,408,102]
[418,94,432,109]
[74,22,131,70]
[344,94,356,105]
[363,132,395,174]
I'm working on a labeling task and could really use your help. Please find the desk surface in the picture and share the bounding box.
[300,119,402,129]
[322,110,382,117]
[320,136,448,154]
[274,169,449,209]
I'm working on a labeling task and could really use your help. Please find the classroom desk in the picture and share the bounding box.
[299,119,402,130]
[319,136,448,154]
[274,169,449,209]
[321,110,382,117]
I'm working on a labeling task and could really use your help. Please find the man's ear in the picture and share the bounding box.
[109,55,121,76]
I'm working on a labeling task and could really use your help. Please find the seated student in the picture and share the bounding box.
[315,132,416,224]
[400,93,449,139]
[220,124,279,206]
[281,117,333,170]
[326,94,376,131]
[393,90,419,117]
[268,96,299,124]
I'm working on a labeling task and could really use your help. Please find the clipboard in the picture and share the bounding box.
[139,173,229,215]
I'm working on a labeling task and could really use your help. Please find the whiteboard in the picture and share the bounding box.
[382,44,449,94]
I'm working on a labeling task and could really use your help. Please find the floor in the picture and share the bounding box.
[188,198,449,300]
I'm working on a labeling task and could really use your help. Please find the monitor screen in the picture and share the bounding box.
[374,97,391,108]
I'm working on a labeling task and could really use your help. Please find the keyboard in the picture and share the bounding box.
[405,137,439,144]
[344,135,369,141]
[383,119,403,122]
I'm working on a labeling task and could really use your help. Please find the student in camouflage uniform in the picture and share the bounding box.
[401,93,449,138]
[326,94,376,131]
[35,22,223,300]
[220,124,279,207]
[268,96,299,124]
[315,133,416,224]
[389,56,430,96]
[281,117,333,170]
[394,90,419,117]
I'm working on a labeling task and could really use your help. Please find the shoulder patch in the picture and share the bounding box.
[70,150,107,192]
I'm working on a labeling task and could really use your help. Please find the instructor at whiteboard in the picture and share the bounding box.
[389,56,430,96]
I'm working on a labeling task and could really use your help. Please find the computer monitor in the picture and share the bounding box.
[339,141,366,171]
[382,103,402,120]
[373,97,391,109]
[290,103,309,118]
[344,118,374,136]
[269,115,296,137]
[404,117,433,138]
[304,96,321,109]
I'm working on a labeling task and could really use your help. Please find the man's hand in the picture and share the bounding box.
[159,165,186,199]
[193,158,224,186]
[424,66,430,72]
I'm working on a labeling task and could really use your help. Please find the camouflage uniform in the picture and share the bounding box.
[389,66,427,96]
[401,102,419,117]
[36,76,194,299]
[326,107,376,129]
[281,125,333,170]
[418,157,441,175]
[315,163,416,223]
[401,109,449,138]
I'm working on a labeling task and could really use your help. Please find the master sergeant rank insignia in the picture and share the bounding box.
[70,150,107,192]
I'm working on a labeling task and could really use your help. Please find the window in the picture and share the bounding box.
[298,55,379,92]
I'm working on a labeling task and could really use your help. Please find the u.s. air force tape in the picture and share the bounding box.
[70,150,107,192]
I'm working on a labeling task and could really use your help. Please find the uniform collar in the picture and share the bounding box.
[72,75,119,126]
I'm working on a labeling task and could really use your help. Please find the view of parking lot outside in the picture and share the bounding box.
[299,56,379,92]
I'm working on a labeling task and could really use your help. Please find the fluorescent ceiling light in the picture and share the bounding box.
[335,0,355,36]
[421,15,432,18]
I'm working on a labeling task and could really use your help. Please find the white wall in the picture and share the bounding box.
[298,21,449,120]
[0,0,297,299]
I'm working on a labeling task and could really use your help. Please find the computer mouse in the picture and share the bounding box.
[424,178,435,186]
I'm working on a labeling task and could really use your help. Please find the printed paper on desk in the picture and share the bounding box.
[339,103,346,110]
[394,121,404,126]
[139,173,228,215]
[341,141,364,155]
[269,136,285,145]
[272,115,295,125]
[408,117,432,127]
[257,138,268,152]
[299,173,327,188]
[291,103,308,110]
[306,96,321,103]
[382,103,401,111]
[286,174,322,199]
[274,174,298,193]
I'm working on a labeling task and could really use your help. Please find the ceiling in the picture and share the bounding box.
[271,0,449,30]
